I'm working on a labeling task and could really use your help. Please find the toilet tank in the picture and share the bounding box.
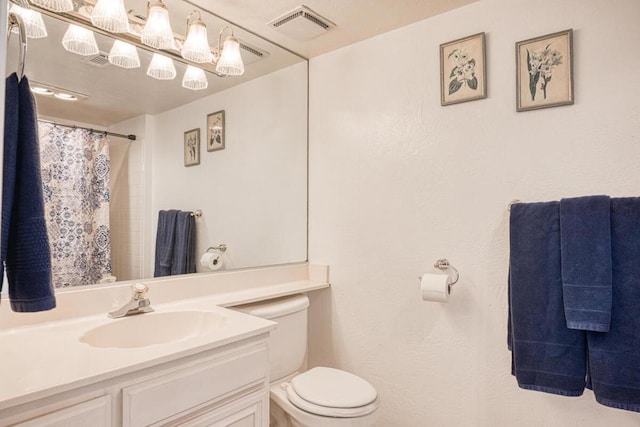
[232,294,309,383]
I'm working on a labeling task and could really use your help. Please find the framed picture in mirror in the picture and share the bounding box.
[440,32,487,106]
[207,110,225,152]
[184,128,200,167]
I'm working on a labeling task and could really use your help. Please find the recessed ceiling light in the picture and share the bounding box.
[54,92,79,101]
[31,86,55,96]
[31,81,88,102]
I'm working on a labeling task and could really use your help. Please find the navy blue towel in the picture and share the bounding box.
[560,195,613,332]
[1,74,55,312]
[153,209,178,277]
[588,197,640,412]
[508,201,587,396]
[170,211,196,275]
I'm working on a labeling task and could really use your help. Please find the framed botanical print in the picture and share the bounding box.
[516,29,573,112]
[184,128,200,166]
[207,110,225,152]
[440,32,487,106]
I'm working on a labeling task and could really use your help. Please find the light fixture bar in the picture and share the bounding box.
[28,2,227,77]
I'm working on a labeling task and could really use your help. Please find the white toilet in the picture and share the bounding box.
[233,294,379,427]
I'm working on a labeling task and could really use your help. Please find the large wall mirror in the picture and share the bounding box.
[5,0,308,288]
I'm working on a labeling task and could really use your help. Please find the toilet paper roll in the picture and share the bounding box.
[200,252,223,271]
[420,273,450,302]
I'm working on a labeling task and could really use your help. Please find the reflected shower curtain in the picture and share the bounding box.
[38,122,112,287]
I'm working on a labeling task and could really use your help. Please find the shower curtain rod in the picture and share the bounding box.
[38,119,137,141]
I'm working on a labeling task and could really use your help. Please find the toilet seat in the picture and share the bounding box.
[284,367,379,418]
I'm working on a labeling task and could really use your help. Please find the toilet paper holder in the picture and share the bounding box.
[206,244,227,253]
[432,258,460,290]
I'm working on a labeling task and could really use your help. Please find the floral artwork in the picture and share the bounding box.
[440,33,486,106]
[207,110,225,152]
[516,29,573,112]
[448,49,478,95]
[526,46,562,101]
[184,128,200,166]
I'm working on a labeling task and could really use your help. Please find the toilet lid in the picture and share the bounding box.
[287,367,378,417]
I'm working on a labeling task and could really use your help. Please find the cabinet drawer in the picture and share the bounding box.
[123,344,268,427]
[13,395,111,427]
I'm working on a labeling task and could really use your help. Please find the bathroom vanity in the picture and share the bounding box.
[0,264,329,427]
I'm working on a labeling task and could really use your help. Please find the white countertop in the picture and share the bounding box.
[0,265,330,411]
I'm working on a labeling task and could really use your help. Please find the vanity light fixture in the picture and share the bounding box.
[108,40,140,68]
[91,0,130,33]
[146,53,176,80]
[30,0,72,13]
[141,0,175,50]
[181,10,212,63]
[182,65,208,90]
[214,26,244,76]
[62,24,99,56]
[9,4,48,39]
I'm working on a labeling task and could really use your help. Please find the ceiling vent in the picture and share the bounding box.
[239,40,270,65]
[268,5,335,41]
[82,52,110,68]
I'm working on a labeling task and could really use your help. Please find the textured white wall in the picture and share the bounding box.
[150,62,308,272]
[307,0,640,425]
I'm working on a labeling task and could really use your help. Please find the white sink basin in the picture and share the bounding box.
[80,310,228,348]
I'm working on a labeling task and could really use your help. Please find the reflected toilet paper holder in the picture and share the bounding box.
[206,244,227,253]
[419,259,460,293]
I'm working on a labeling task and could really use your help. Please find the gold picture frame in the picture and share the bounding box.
[440,32,487,106]
[184,128,200,167]
[516,29,574,112]
[207,110,225,152]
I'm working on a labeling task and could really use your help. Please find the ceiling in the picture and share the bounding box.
[6,0,477,126]
[188,0,478,58]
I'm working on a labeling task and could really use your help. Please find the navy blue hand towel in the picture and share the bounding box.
[1,75,55,312]
[587,197,640,412]
[153,209,179,277]
[560,195,612,332]
[170,211,196,275]
[509,201,587,396]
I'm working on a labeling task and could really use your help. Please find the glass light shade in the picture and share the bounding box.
[182,66,208,90]
[141,2,175,49]
[9,5,47,39]
[146,53,176,80]
[108,40,140,69]
[62,24,99,56]
[30,0,73,13]
[91,0,130,33]
[181,21,212,63]
[215,36,244,76]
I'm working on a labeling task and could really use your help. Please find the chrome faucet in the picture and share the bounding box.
[108,283,154,319]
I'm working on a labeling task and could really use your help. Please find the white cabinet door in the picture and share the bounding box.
[12,395,111,427]
[177,392,267,427]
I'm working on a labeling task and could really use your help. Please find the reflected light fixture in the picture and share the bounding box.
[9,5,48,39]
[30,0,73,13]
[141,0,175,49]
[54,92,79,101]
[108,40,140,68]
[181,10,212,63]
[146,53,176,80]
[31,86,55,96]
[215,26,244,76]
[182,65,208,90]
[62,24,99,56]
[91,0,130,33]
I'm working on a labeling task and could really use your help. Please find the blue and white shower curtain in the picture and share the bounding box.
[38,122,112,287]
